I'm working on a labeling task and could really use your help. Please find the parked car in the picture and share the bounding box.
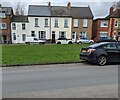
[56,38,73,44]
[77,37,94,44]
[96,37,117,43]
[25,37,45,44]
[80,42,120,66]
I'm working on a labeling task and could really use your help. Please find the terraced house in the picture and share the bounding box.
[0,4,14,44]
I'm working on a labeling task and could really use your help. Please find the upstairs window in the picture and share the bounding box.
[31,31,35,37]
[100,21,108,27]
[73,19,78,27]
[35,18,39,27]
[54,18,59,28]
[22,23,26,30]
[0,23,7,29]
[45,18,49,27]
[12,23,16,30]
[0,11,6,18]
[114,20,118,27]
[83,19,88,28]
[64,19,68,28]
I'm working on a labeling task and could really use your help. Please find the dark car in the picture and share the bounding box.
[96,37,117,43]
[80,42,120,66]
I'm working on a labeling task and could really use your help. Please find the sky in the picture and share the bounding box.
[0,0,120,19]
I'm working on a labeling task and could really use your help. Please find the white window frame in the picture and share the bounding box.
[80,32,87,38]
[114,20,118,27]
[0,23,7,29]
[12,23,16,30]
[22,23,26,30]
[83,19,88,28]
[73,19,78,27]
[0,11,6,18]
[99,32,108,37]
[13,33,16,40]
[22,34,26,41]
[39,31,46,39]
[100,21,108,27]
[35,18,39,27]
[54,18,59,27]
[64,19,68,28]
[59,31,66,38]
[45,18,49,27]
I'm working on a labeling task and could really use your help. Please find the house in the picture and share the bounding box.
[0,4,14,44]
[11,15,29,43]
[28,5,51,42]
[106,7,120,40]
[92,18,110,41]
[70,6,93,42]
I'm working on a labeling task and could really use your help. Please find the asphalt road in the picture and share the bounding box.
[2,63,119,98]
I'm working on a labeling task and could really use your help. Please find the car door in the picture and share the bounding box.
[104,43,119,62]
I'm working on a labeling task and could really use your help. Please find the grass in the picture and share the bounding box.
[2,44,89,66]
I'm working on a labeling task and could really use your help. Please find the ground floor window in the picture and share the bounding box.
[99,32,108,37]
[22,34,26,41]
[80,32,87,38]
[59,31,66,38]
[31,31,35,37]
[13,33,16,40]
[39,31,46,39]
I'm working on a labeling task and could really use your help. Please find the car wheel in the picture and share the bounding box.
[57,42,61,44]
[89,41,93,44]
[68,41,72,44]
[97,55,107,66]
[79,41,82,44]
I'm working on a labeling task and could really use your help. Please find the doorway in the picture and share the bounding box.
[52,31,55,43]
[3,35,7,44]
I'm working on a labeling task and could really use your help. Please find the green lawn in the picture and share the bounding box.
[2,44,89,66]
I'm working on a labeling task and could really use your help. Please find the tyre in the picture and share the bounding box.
[68,41,72,44]
[78,41,82,44]
[57,42,61,44]
[97,55,107,66]
[89,41,93,44]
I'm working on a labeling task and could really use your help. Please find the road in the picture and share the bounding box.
[2,63,118,98]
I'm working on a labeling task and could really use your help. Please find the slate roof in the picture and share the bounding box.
[28,5,93,19]
[0,7,13,15]
[12,15,28,22]
[106,9,120,18]
[28,5,51,16]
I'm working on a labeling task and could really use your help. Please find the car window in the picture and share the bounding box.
[104,44,117,49]
[117,44,120,49]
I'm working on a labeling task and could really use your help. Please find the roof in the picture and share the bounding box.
[28,5,93,19]
[70,7,94,19]
[106,9,120,18]
[28,5,51,16]
[12,15,28,22]
[0,7,13,15]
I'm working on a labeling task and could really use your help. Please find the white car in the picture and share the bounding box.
[25,37,45,44]
[56,38,73,44]
[77,37,94,44]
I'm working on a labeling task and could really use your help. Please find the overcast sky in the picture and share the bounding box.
[0,0,120,19]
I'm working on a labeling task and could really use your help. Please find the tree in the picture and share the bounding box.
[14,2,26,15]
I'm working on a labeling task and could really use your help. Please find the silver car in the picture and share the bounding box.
[77,37,94,44]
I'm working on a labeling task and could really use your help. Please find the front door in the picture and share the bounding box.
[3,35,7,44]
[72,32,76,43]
[52,31,55,43]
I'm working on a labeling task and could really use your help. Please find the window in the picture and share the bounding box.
[73,19,78,27]
[105,44,117,49]
[54,19,58,27]
[83,19,88,28]
[22,23,26,30]
[80,32,87,38]
[114,20,118,27]
[35,18,39,27]
[12,23,16,30]
[0,11,6,18]
[13,33,16,40]
[22,34,26,41]
[64,19,68,28]
[100,21,108,27]
[31,31,35,37]
[99,32,108,37]
[0,23,6,29]
[45,18,49,27]
[59,31,66,38]
[39,31,46,39]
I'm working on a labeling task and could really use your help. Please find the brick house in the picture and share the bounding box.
[0,4,14,44]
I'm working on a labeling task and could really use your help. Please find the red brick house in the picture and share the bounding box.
[92,18,110,42]
[0,4,14,44]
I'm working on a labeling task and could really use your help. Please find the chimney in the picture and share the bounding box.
[48,2,51,8]
[67,2,71,9]
[109,6,114,15]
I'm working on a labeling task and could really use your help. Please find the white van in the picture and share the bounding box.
[25,37,45,44]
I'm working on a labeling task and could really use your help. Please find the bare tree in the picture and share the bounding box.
[14,2,26,15]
